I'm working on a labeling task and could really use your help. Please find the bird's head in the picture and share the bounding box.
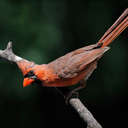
[23,70,37,87]
[16,60,47,87]
[16,60,41,87]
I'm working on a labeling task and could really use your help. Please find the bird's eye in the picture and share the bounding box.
[28,70,34,76]
[24,70,34,78]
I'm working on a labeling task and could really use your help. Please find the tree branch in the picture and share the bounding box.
[69,98,102,128]
[0,42,103,128]
[0,41,25,63]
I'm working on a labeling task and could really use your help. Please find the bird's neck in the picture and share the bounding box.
[33,64,59,83]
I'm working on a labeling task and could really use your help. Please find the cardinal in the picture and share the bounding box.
[15,9,128,100]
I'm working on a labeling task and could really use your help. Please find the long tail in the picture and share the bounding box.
[97,9,128,47]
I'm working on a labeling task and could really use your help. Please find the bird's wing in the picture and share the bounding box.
[48,44,109,79]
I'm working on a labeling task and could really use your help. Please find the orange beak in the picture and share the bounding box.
[23,78,34,87]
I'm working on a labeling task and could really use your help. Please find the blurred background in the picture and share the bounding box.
[0,0,128,128]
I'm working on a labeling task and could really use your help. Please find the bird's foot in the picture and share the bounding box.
[65,91,79,104]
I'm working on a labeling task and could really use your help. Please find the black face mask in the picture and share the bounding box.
[24,70,42,85]
[24,70,36,79]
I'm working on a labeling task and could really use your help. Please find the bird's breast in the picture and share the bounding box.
[43,70,87,87]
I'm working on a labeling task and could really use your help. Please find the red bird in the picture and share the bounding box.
[16,9,128,99]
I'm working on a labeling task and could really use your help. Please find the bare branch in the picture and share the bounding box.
[6,41,13,52]
[0,42,24,63]
[0,42,103,128]
[69,98,102,128]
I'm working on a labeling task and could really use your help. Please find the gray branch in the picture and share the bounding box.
[0,42,103,128]
[69,98,102,128]
[0,42,26,62]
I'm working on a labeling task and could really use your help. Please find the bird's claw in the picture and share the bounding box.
[65,91,79,104]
